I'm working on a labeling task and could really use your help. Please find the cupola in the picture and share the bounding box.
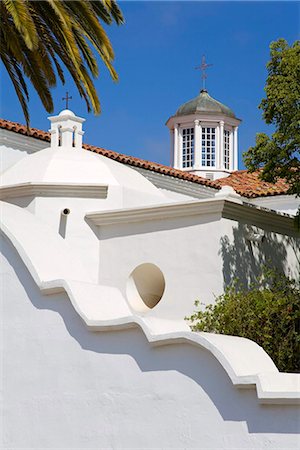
[48,108,85,149]
[166,89,241,181]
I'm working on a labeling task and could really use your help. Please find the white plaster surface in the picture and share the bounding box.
[95,211,299,316]
[1,117,300,448]
[0,146,165,200]
[1,236,300,449]
[0,143,172,283]
[1,201,299,406]
[0,129,47,172]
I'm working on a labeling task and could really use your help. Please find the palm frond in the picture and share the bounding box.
[0,0,124,123]
[73,25,99,76]
[2,0,38,50]
[98,0,124,25]
[78,63,101,114]
[1,53,30,125]
[44,0,81,64]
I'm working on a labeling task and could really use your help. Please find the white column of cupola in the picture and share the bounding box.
[229,128,234,171]
[194,120,201,168]
[48,109,85,150]
[170,129,175,167]
[233,126,238,171]
[218,120,224,171]
[173,124,179,169]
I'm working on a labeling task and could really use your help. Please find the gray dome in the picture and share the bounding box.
[175,89,236,118]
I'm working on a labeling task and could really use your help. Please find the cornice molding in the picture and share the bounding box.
[86,199,224,226]
[250,194,298,205]
[49,113,85,123]
[223,201,298,236]
[0,182,108,199]
[166,113,241,129]
[132,167,217,199]
[86,197,299,236]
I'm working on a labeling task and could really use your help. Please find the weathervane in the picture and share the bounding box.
[195,55,213,90]
[62,91,72,109]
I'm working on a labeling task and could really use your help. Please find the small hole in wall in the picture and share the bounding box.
[59,209,70,238]
[126,263,165,313]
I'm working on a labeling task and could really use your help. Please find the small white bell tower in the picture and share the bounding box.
[48,109,85,149]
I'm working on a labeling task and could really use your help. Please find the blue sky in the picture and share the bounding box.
[1,1,299,169]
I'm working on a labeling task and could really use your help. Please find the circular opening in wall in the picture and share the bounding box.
[126,263,165,313]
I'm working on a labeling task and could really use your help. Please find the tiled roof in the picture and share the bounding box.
[0,118,217,189]
[0,118,50,142]
[216,170,290,198]
[0,118,292,198]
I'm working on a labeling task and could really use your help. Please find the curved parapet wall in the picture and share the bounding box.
[1,200,299,405]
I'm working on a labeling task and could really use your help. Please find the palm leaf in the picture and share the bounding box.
[73,25,99,76]
[1,53,30,125]
[2,0,38,50]
[0,0,124,123]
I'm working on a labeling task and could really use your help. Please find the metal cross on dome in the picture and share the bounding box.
[62,91,72,109]
[195,56,213,90]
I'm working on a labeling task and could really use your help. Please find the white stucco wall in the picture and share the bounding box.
[1,234,299,449]
[0,130,47,172]
[96,213,300,319]
[218,216,300,284]
[1,125,300,448]
[98,213,224,317]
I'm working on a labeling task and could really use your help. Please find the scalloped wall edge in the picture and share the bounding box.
[1,209,299,405]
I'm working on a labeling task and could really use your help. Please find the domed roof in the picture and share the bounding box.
[175,89,236,118]
[58,109,75,117]
[0,146,165,199]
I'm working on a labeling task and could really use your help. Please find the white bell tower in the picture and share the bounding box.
[48,109,85,150]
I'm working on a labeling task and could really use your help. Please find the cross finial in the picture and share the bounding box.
[195,55,213,91]
[62,91,72,109]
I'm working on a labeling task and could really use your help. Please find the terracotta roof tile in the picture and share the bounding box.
[0,118,50,142]
[84,143,222,187]
[215,170,290,198]
[0,118,292,198]
[0,118,217,189]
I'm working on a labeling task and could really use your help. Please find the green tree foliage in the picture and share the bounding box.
[0,0,124,125]
[244,39,300,196]
[186,269,300,373]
